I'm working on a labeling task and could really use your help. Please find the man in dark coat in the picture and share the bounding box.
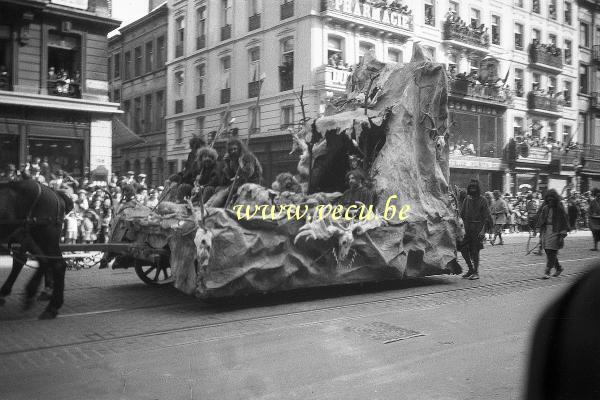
[223,138,262,185]
[338,169,376,209]
[459,179,492,280]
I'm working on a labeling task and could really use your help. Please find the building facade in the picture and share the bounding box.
[108,3,168,186]
[0,0,120,179]
[164,0,583,192]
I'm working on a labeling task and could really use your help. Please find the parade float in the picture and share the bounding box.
[105,44,464,299]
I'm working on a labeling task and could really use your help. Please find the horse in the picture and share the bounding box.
[0,180,73,319]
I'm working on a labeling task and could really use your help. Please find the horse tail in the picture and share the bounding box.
[56,190,74,214]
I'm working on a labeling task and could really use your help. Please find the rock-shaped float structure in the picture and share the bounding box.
[111,45,463,298]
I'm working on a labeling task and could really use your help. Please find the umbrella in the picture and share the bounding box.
[519,184,532,189]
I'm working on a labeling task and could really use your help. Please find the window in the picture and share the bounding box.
[281,0,294,20]
[0,26,12,91]
[515,68,524,97]
[197,6,207,48]
[532,29,541,43]
[549,0,557,19]
[249,47,260,82]
[108,56,112,81]
[280,37,294,91]
[515,23,524,50]
[175,70,184,98]
[248,106,260,134]
[564,39,572,64]
[515,0,523,7]
[175,120,183,142]
[532,0,540,13]
[47,32,82,98]
[470,8,480,28]
[548,122,557,140]
[532,72,541,91]
[144,93,152,133]
[175,17,185,58]
[196,116,204,136]
[221,56,231,89]
[156,91,165,130]
[424,0,435,26]
[134,97,142,133]
[113,88,120,103]
[222,0,232,26]
[564,1,572,25]
[491,15,501,45]
[359,41,375,63]
[156,36,165,67]
[548,34,557,46]
[197,63,205,95]
[250,0,262,15]
[563,125,572,143]
[134,46,142,77]
[580,64,589,94]
[123,100,131,126]
[449,1,459,13]
[387,48,402,64]
[549,76,557,96]
[281,105,294,128]
[327,36,344,66]
[114,53,121,79]
[514,117,524,137]
[564,80,572,107]
[581,23,590,48]
[145,42,153,73]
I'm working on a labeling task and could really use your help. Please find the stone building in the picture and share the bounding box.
[0,0,120,180]
[163,0,582,192]
[108,2,168,186]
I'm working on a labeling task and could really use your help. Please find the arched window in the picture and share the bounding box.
[145,157,153,186]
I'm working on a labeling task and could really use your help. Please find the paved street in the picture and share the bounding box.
[0,232,598,400]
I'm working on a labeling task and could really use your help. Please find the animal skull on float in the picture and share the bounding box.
[186,198,213,281]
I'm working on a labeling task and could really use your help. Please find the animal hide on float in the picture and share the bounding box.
[110,44,462,299]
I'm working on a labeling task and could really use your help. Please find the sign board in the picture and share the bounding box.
[86,79,108,91]
[324,0,413,30]
[50,0,89,10]
[449,156,504,171]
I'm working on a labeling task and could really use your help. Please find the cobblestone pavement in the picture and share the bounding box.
[0,233,598,399]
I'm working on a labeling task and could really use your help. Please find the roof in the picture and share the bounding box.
[112,117,146,148]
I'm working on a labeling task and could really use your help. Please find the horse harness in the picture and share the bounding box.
[0,181,64,227]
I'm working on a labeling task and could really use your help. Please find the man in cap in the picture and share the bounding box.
[459,179,492,280]
[137,173,147,190]
[125,171,135,185]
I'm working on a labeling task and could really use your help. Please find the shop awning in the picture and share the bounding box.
[112,117,145,148]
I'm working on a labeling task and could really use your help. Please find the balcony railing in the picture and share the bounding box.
[443,18,490,49]
[281,1,294,20]
[319,65,352,90]
[175,44,183,58]
[249,14,261,31]
[527,92,559,113]
[248,81,261,98]
[220,88,231,104]
[551,148,581,166]
[529,43,562,69]
[582,144,600,161]
[196,35,206,50]
[196,94,205,109]
[593,45,600,63]
[175,99,183,114]
[221,24,231,41]
[449,78,511,105]
[47,80,81,99]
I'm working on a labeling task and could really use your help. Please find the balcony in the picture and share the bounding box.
[442,17,489,53]
[220,88,231,104]
[591,92,600,111]
[527,92,561,117]
[316,65,352,92]
[248,81,261,98]
[196,94,205,109]
[175,44,183,58]
[221,24,231,41]
[320,0,413,39]
[175,99,183,114]
[47,79,81,99]
[529,43,562,73]
[449,78,511,107]
[593,45,600,64]
[281,1,294,20]
[551,148,581,167]
[582,144,600,161]
[196,35,206,50]
[249,14,261,31]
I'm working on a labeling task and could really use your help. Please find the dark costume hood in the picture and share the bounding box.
[466,179,481,197]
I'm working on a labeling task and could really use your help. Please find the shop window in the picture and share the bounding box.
[0,25,12,91]
[47,31,82,98]
[28,138,84,178]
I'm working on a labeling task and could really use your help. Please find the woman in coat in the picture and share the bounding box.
[537,189,570,279]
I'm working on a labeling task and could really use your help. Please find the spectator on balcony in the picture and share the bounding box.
[0,65,9,91]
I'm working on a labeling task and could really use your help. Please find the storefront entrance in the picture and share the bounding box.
[27,137,84,177]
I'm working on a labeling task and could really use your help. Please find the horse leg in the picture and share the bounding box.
[23,263,45,311]
[0,255,25,305]
[40,258,66,319]
[37,267,54,302]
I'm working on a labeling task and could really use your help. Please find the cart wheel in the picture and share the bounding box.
[134,260,173,286]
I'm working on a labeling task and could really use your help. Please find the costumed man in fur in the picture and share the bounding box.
[272,172,302,193]
[206,137,263,207]
[193,145,225,203]
[169,136,206,185]
[459,179,492,280]
[339,169,377,209]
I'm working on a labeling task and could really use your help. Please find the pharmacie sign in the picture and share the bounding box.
[50,0,88,10]
[324,0,412,30]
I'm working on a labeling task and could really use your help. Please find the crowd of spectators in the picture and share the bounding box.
[0,163,164,244]
[443,10,490,47]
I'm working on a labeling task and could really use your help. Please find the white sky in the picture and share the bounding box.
[111,0,149,27]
